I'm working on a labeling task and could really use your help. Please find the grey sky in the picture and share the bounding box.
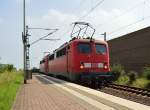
[0,0,150,69]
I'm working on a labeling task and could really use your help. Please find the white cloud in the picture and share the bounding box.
[28,9,77,28]
[27,9,79,67]
[28,8,138,39]
[75,8,141,40]
[27,9,78,48]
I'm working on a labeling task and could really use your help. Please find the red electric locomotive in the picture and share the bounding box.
[39,54,49,73]
[39,59,45,73]
[39,22,113,85]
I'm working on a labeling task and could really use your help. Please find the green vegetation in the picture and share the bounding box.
[0,64,16,73]
[142,67,150,80]
[132,78,150,88]
[115,75,130,85]
[111,64,125,80]
[0,65,23,110]
[111,64,150,89]
[127,71,138,85]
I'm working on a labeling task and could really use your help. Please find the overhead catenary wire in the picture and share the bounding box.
[108,15,150,36]
[58,0,150,40]
[30,29,59,46]
[57,0,86,39]
[28,28,58,31]
[58,26,72,39]
[43,38,60,41]
[94,0,150,40]
[96,0,149,29]
[78,0,105,20]
[59,0,105,39]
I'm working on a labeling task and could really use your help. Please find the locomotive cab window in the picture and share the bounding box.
[77,43,91,54]
[95,44,106,55]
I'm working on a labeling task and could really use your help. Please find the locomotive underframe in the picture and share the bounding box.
[40,69,113,88]
[68,72,113,85]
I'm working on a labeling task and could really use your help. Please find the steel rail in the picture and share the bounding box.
[107,84,150,97]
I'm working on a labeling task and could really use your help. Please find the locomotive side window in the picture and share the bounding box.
[56,47,66,58]
[78,43,91,54]
[49,54,54,60]
[67,45,70,50]
[95,44,106,55]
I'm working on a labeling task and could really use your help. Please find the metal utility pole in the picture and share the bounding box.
[23,0,27,84]
[101,32,106,41]
[22,0,59,83]
[22,7,31,83]
[25,26,31,80]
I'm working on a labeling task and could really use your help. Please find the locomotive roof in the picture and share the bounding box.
[71,38,107,45]
[54,38,107,52]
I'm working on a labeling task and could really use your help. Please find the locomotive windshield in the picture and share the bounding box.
[78,43,91,54]
[95,44,106,55]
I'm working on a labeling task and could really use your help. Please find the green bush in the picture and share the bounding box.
[115,75,130,85]
[111,65,150,89]
[132,78,150,89]
[127,71,138,84]
[111,64,125,80]
[0,64,16,73]
[142,67,150,80]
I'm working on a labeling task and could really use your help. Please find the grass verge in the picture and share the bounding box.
[0,71,23,110]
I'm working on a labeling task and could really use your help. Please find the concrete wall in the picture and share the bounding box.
[108,27,150,73]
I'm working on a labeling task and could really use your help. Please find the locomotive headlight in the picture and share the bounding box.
[104,63,108,70]
[80,65,84,69]
[80,62,84,69]
[80,62,91,69]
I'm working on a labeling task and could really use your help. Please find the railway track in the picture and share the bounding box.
[99,83,150,106]
[41,73,150,106]
[105,84,150,97]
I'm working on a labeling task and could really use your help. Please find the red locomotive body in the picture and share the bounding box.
[40,22,113,84]
[39,59,45,73]
[40,38,112,83]
[39,55,49,74]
